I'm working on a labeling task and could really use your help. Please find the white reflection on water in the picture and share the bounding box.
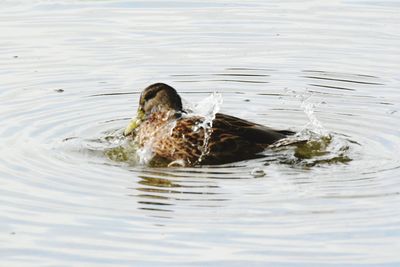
[1,0,400,266]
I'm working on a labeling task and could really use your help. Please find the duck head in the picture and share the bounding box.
[124,83,183,136]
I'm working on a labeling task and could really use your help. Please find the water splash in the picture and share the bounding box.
[185,92,223,163]
[101,129,140,164]
[298,95,327,136]
[250,168,266,178]
[270,92,352,167]
[188,92,224,119]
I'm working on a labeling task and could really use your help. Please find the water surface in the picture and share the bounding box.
[1,0,400,266]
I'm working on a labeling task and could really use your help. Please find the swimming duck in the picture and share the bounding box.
[124,83,294,166]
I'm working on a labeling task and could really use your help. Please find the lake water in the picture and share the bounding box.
[1,1,400,266]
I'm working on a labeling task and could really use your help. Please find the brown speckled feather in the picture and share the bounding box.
[134,111,293,166]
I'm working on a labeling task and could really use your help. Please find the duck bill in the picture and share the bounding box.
[123,108,145,136]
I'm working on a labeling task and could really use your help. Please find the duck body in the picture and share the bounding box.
[125,83,294,166]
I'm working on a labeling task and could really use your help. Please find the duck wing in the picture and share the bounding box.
[212,113,294,145]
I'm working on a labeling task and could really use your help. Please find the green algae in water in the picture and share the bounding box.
[306,154,352,167]
[294,135,332,159]
[269,132,353,167]
[105,141,172,167]
[105,142,139,164]
[105,146,129,162]
[292,134,352,166]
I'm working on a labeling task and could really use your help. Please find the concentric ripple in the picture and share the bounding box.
[1,0,400,266]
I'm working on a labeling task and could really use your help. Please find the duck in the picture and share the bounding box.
[124,83,294,166]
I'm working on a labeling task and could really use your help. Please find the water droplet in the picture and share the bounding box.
[251,168,266,178]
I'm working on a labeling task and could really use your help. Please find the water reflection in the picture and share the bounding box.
[129,170,230,216]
